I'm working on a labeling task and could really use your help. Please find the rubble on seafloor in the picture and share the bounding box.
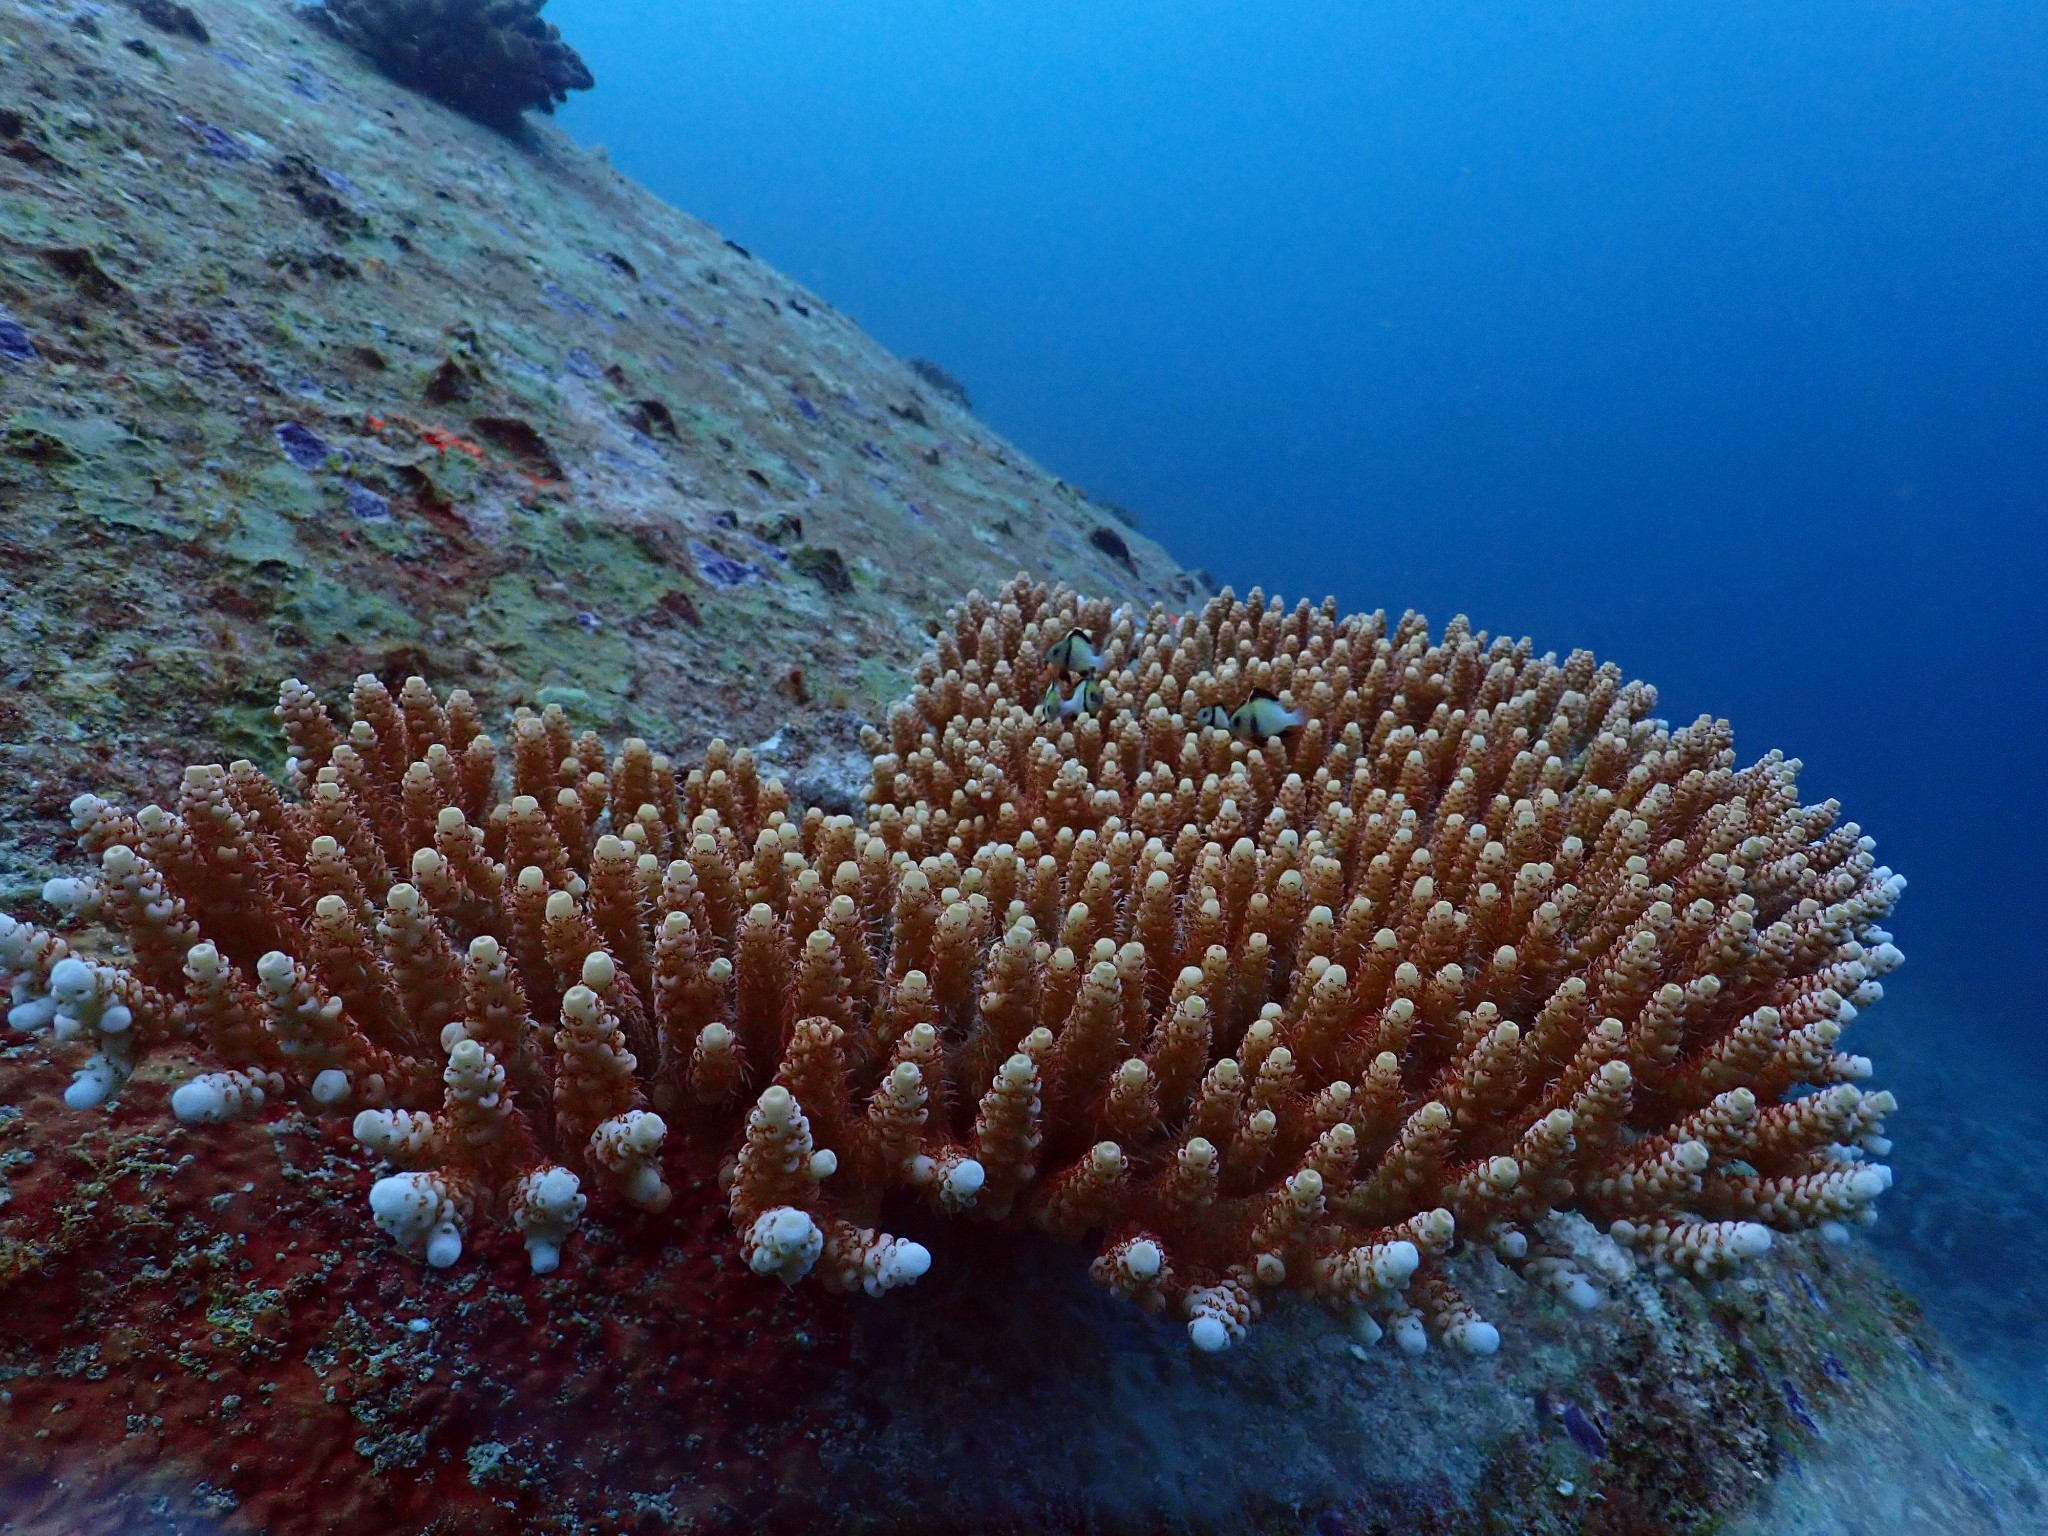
[1,0,2047,1530]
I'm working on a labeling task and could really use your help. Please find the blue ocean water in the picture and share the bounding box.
[557,0,2047,1038]
[554,5,2048,1423]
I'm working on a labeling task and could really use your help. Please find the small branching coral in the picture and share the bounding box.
[1,580,1905,1355]
[316,0,593,129]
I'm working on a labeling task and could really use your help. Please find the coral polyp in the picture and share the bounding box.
[1,579,1903,1355]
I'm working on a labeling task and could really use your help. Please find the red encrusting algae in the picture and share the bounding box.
[0,1044,846,1536]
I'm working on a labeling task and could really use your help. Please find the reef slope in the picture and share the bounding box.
[0,0,1188,899]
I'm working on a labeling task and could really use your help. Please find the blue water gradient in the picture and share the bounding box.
[554,2,2048,1047]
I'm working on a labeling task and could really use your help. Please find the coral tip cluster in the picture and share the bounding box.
[0,579,1903,1354]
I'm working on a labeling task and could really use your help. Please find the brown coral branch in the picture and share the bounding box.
[2,579,1906,1357]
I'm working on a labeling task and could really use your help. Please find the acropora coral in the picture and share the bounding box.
[0,579,1904,1354]
[316,0,593,128]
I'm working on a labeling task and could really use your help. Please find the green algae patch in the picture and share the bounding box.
[533,684,593,715]
[221,501,314,573]
[403,445,479,506]
[467,571,634,725]
[204,1283,290,1366]
[856,656,912,712]
[283,568,422,652]
[243,463,325,521]
[208,700,290,770]
[354,508,431,558]
[501,506,701,624]
[5,409,138,461]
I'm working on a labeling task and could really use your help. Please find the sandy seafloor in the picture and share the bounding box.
[1856,989,2048,1451]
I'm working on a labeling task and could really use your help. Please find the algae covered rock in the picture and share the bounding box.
[316,0,593,127]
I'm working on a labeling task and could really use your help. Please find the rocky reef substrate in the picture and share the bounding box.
[1,1039,2043,1536]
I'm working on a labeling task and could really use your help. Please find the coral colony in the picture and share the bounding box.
[1,580,1903,1355]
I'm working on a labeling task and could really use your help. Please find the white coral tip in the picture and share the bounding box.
[425,1224,464,1268]
[746,1206,823,1285]
[868,1237,930,1294]
[1188,1316,1230,1353]
[619,1163,672,1212]
[942,1157,985,1202]
[1391,1311,1429,1357]
[1449,1320,1501,1356]
[64,1056,121,1110]
[173,1076,232,1124]
[49,957,94,1004]
[514,1166,586,1272]
[1125,1239,1162,1282]
[1731,1222,1774,1259]
[8,997,58,1033]
[1381,1239,1420,1286]
[369,1172,430,1230]
[311,1068,351,1105]
[40,877,94,915]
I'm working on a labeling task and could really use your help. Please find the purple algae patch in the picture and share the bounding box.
[343,480,389,520]
[178,116,248,160]
[564,348,602,380]
[790,390,820,423]
[688,540,765,590]
[1559,1402,1607,1459]
[1781,1380,1819,1434]
[539,281,598,319]
[275,421,331,469]
[0,318,36,364]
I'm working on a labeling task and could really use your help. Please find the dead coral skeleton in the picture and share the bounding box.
[1,580,1904,1354]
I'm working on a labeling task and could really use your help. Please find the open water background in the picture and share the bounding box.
[555,0,2048,1439]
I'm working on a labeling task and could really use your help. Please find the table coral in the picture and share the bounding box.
[0,579,1903,1355]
